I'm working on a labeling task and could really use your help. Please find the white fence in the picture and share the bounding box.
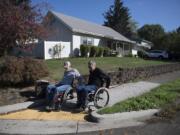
[12,41,71,60]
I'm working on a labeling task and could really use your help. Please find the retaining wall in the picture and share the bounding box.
[83,63,180,86]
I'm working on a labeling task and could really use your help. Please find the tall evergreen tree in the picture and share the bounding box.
[103,0,134,38]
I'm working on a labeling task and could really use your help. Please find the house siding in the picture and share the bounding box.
[72,34,108,46]
[72,35,81,50]
[44,13,73,42]
[44,12,73,56]
[72,34,107,56]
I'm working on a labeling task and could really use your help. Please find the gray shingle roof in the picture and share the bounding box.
[50,11,133,43]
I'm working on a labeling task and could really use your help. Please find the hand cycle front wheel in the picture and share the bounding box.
[94,87,109,109]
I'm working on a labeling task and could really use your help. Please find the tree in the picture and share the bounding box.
[138,24,165,41]
[103,0,134,38]
[166,27,180,53]
[176,26,180,34]
[0,0,47,55]
[138,24,165,49]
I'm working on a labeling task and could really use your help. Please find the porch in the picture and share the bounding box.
[107,40,135,57]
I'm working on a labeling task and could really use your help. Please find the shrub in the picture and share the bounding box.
[0,56,49,86]
[97,47,104,57]
[103,47,111,57]
[23,58,49,84]
[80,44,90,57]
[90,46,99,57]
[137,50,148,58]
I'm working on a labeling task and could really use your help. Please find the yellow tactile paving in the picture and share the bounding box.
[0,109,86,121]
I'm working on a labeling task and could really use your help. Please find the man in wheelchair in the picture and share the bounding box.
[46,61,81,111]
[76,60,111,110]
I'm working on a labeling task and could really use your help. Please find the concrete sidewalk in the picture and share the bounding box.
[0,71,180,134]
[0,100,45,115]
[108,70,180,106]
[108,81,159,106]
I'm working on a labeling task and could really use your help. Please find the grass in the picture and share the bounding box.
[98,79,180,114]
[45,57,170,81]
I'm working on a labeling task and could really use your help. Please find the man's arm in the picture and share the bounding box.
[73,69,84,85]
[98,68,111,88]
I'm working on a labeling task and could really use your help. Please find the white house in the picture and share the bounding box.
[13,11,135,59]
[131,39,153,56]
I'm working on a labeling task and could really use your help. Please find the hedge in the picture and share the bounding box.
[0,56,49,87]
[80,45,110,57]
[89,46,99,57]
[80,44,90,57]
[137,50,148,58]
[97,47,104,57]
[103,47,111,57]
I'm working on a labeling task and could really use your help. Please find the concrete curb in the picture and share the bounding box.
[0,99,45,115]
[90,109,160,123]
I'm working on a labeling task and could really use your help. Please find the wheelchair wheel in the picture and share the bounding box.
[94,87,109,108]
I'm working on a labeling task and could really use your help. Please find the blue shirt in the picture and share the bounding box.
[59,68,81,85]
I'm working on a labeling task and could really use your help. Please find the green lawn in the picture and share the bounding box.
[98,79,180,114]
[45,57,171,81]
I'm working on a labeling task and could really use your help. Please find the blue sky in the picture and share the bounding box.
[32,0,180,32]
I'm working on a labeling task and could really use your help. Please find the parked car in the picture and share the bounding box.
[146,50,169,59]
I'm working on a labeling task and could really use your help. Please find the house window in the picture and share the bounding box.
[82,37,87,44]
[81,36,94,45]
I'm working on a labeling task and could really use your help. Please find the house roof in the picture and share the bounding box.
[50,11,133,44]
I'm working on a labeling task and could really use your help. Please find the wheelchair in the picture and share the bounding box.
[35,80,110,111]
[86,87,109,109]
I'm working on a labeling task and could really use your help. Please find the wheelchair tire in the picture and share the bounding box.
[94,87,109,109]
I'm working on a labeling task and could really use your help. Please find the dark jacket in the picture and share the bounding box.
[88,67,111,88]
